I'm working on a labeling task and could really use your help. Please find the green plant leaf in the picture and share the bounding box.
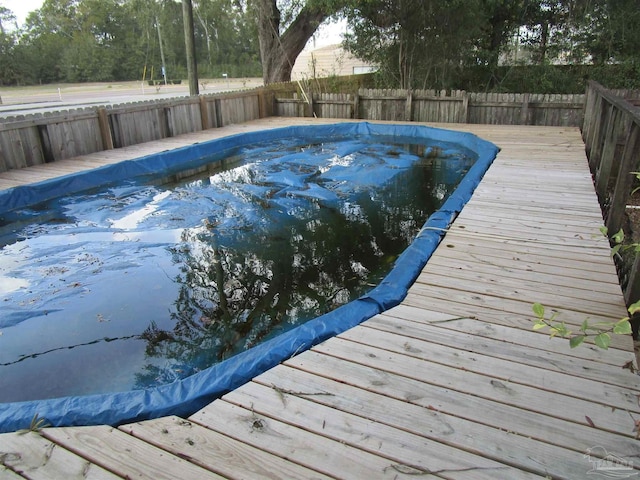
[555,323,571,337]
[533,321,547,331]
[599,226,608,236]
[613,319,632,335]
[611,244,622,257]
[532,303,545,318]
[628,300,640,316]
[569,335,586,348]
[594,332,611,350]
[612,228,625,244]
[631,173,640,195]
[580,319,589,333]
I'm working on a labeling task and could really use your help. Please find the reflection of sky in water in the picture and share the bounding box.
[109,190,172,230]
[0,135,475,403]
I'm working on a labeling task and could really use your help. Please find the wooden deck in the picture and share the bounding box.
[1,118,640,479]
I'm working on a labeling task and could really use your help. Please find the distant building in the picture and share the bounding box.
[292,44,377,80]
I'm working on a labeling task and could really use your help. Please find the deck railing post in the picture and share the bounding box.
[624,254,640,306]
[606,121,640,234]
[596,108,628,200]
[582,82,596,148]
[588,96,608,172]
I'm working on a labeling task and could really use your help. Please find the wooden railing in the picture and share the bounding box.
[0,88,276,172]
[582,81,640,306]
[275,88,585,126]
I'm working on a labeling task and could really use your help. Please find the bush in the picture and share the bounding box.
[364,63,640,93]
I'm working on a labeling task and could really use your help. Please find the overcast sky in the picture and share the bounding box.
[3,0,42,25]
[2,0,345,49]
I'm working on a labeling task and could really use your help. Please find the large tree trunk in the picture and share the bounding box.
[255,0,334,84]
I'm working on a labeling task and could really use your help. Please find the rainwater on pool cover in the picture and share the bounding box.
[0,135,475,402]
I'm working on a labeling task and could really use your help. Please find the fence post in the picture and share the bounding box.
[163,107,173,137]
[97,107,114,150]
[352,91,360,119]
[460,92,469,123]
[199,96,210,130]
[214,98,222,127]
[307,93,315,118]
[257,90,266,118]
[519,93,530,125]
[405,90,412,121]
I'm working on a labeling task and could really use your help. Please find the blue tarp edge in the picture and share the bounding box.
[0,122,499,433]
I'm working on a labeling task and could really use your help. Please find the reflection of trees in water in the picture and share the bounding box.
[134,150,473,389]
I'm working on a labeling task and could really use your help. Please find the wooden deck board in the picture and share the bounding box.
[118,416,333,480]
[281,343,639,454]
[1,118,639,479]
[246,361,590,477]
[0,431,119,480]
[42,426,222,480]
[379,304,632,364]
[219,380,541,480]
[365,314,637,388]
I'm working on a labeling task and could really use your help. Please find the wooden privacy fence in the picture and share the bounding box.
[275,88,585,126]
[0,84,588,174]
[0,89,276,172]
[582,80,640,306]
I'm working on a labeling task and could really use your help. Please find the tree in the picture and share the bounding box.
[344,0,485,89]
[0,7,19,85]
[250,0,343,84]
[192,0,261,78]
[572,0,640,65]
[475,0,525,69]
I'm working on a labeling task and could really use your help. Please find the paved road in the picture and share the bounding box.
[0,79,263,118]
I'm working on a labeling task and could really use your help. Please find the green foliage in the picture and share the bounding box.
[0,0,262,85]
[344,0,486,89]
[365,63,640,93]
[631,172,640,195]
[344,0,640,91]
[532,302,633,350]
[533,225,640,349]
[1,0,639,89]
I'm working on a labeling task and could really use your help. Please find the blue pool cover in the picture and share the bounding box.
[0,122,499,432]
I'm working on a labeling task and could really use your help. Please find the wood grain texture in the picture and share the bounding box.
[1,118,637,480]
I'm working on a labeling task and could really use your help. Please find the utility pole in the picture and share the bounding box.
[182,0,199,95]
[156,16,167,85]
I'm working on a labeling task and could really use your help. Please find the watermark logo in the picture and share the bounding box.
[584,446,638,478]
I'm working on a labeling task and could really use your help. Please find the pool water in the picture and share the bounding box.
[0,135,476,402]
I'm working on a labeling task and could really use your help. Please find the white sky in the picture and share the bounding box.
[308,18,348,50]
[1,0,345,49]
[2,0,43,26]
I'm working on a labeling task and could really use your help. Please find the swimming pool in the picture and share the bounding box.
[0,122,499,432]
